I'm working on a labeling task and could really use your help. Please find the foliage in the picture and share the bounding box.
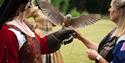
[65,0,86,14]
[51,0,111,15]
[85,0,100,13]
[51,0,70,14]
[70,8,80,17]
[0,0,4,7]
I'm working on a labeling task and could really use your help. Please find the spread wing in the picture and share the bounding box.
[70,14,101,28]
[35,0,64,25]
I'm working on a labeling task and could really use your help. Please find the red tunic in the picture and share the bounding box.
[0,25,53,63]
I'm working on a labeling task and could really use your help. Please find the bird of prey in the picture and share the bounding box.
[35,0,101,29]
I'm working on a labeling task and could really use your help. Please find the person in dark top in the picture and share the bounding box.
[75,0,125,63]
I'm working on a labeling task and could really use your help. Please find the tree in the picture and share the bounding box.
[85,0,100,13]
[100,0,111,14]
[66,0,86,14]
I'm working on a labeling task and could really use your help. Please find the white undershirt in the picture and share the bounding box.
[9,28,26,50]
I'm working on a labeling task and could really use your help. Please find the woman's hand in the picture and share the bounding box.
[87,49,101,60]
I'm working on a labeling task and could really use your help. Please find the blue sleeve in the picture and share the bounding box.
[113,40,125,63]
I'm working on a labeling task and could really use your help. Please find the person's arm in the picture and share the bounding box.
[37,35,54,54]
[75,31,98,50]
[87,49,108,63]
[38,27,75,54]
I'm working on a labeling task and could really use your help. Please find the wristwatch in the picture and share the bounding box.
[96,55,102,61]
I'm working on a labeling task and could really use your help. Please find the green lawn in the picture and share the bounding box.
[59,18,116,63]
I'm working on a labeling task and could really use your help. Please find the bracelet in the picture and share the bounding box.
[96,55,102,61]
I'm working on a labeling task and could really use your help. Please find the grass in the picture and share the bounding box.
[57,18,116,63]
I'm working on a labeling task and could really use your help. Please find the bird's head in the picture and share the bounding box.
[65,14,72,20]
[63,14,72,27]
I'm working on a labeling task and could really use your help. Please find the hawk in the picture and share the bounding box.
[35,0,101,29]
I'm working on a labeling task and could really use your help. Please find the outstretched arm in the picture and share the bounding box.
[75,30,108,63]
[38,27,75,54]
[75,30,98,50]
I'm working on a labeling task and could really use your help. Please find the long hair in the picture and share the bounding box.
[0,0,30,29]
[112,0,125,37]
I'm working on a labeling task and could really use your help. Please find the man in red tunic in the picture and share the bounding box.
[0,0,75,63]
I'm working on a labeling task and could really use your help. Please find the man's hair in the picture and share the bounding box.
[0,0,30,29]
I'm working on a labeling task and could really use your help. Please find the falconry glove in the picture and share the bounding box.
[47,27,75,52]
